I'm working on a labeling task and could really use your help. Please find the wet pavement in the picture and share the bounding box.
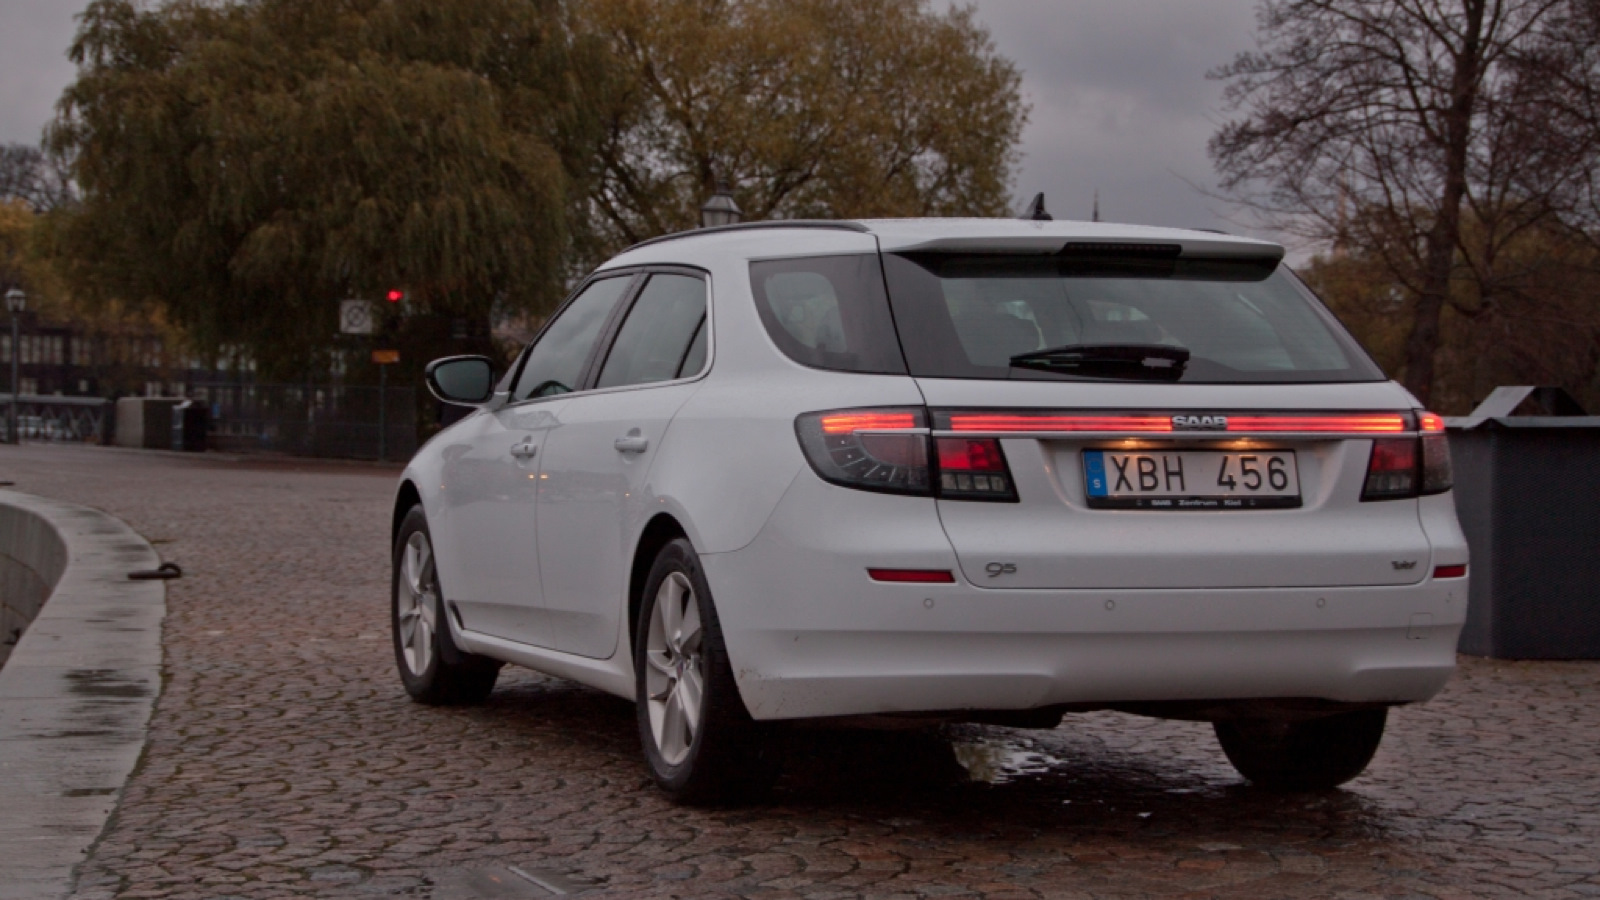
[2,443,1597,899]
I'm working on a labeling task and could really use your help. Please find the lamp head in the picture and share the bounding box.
[699,183,743,229]
[4,288,24,314]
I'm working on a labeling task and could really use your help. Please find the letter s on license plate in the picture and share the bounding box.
[1082,450,1302,510]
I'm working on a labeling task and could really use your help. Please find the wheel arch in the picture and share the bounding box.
[628,513,690,658]
[392,479,423,547]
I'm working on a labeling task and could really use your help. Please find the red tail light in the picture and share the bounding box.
[796,408,1017,502]
[1362,411,1452,501]
[935,437,1017,500]
[796,407,931,496]
[1363,438,1418,500]
[1419,412,1453,494]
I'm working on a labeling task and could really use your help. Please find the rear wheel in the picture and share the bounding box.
[1214,708,1387,790]
[392,506,500,706]
[635,537,779,804]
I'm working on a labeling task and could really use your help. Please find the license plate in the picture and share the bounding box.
[1083,450,1301,510]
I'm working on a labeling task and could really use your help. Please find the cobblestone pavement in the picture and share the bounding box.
[3,443,1598,900]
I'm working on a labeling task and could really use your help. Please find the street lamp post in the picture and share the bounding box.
[699,182,743,229]
[5,288,25,445]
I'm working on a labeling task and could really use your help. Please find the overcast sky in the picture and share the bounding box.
[0,0,1274,241]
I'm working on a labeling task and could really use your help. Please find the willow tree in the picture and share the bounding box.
[571,0,1027,256]
[48,0,596,379]
[1211,0,1600,406]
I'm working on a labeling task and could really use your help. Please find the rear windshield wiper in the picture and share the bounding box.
[1008,343,1191,382]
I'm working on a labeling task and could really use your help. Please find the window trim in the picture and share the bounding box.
[504,271,644,407]
[506,264,713,408]
[588,265,715,397]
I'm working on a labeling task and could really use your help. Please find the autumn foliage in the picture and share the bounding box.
[36,0,1025,380]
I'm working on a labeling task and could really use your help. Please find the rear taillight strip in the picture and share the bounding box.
[820,412,921,434]
[949,415,1174,433]
[942,411,1412,437]
[1225,414,1406,433]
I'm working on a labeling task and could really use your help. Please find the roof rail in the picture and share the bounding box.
[623,219,871,253]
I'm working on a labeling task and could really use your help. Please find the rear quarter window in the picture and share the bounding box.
[750,255,907,375]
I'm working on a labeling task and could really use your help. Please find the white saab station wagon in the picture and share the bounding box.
[391,218,1468,803]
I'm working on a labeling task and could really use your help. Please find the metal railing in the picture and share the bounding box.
[2,395,111,444]
[187,382,417,461]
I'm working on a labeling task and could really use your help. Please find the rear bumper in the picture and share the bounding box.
[701,477,1467,721]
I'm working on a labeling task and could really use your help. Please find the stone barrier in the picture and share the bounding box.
[0,501,67,669]
[0,491,166,899]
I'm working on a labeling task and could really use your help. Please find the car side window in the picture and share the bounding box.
[596,273,709,389]
[749,254,907,375]
[512,276,633,401]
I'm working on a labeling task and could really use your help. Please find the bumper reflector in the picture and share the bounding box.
[867,568,956,584]
[1434,564,1467,579]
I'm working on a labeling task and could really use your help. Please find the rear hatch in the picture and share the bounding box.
[877,241,1436,590]
[917,381,1430,589]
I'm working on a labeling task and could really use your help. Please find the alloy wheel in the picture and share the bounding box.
[397,531,439,676]
[645,571,704,765]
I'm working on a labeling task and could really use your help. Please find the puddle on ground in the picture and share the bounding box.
[949,736,1064,784]
[64,668,151,699]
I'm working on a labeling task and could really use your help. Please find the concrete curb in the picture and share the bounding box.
[0,491,166,900]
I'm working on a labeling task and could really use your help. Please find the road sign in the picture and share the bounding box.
[371,349,400,365]
[340,299,374,335]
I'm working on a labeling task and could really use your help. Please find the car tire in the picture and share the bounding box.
[1214,707,1387,791]
[634,537,780,805]
[392,506,500,706]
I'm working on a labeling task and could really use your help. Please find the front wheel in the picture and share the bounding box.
[635,537,779,804]
[1214,707,1387,791]
[392,506,500,706]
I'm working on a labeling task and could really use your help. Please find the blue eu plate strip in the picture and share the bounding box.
[1083,451,1108,497]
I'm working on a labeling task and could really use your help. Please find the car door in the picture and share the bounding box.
[534,270,711,659]
[439,274,638,648]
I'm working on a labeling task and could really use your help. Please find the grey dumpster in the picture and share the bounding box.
[1447,386,1600,659]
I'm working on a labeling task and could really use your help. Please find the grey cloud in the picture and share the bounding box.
[0,0,86,146]
[969,0,1273,240]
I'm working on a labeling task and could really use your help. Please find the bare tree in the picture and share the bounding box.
[1211,0,1600,405]
[0,143,76,212]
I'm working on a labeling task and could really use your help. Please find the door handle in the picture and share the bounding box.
[614,433,649,454]
[509,440,537,459]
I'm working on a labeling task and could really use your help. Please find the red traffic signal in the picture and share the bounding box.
[386,289,406,303]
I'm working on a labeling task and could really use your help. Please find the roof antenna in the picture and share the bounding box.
[1021,192,1052,221]
[1092,189,1100,223]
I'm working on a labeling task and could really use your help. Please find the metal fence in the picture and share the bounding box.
[2,395,111,444]
[187,383,417,461]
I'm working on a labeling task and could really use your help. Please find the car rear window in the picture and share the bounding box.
[880,253,1385,383]
[749,255,907,375]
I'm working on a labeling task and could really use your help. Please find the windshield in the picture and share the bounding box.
[881,253,1385,383]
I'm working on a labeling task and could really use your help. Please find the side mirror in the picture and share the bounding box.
[425,355,495,406]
